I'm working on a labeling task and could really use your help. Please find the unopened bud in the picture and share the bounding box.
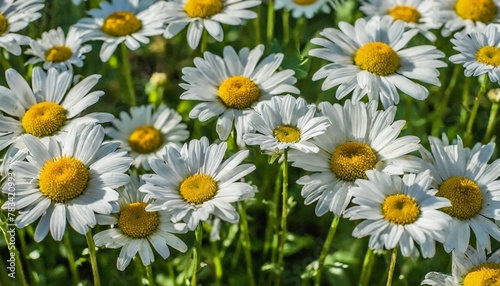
[487,88,500,103]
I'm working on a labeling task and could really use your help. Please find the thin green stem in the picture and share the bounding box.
[167,260,177,286]
[0,211,28,286]
[85,230,101,286]
[465,75,489,146]
[210,240,223,285]
[314,216,340,286]
[191,225,203,286]
[359,248,375,286]
[483,102,499,143]
[145,264,155,286]
[253,5,262,46]
[264,163,283,258]
[431,65,461,136]
[275,149,289,286]
[64,232,80,285]
[459,76,472,129]
[239,201,256,286]
[282,10,290,46]
[120,43,137,106]
[0,51,11,72]
[267,0,275,44]
[200,29,208,54]
[294,17,306,52]
[386,246,399,286]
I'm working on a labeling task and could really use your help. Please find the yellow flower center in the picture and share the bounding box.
[101,11,142,37]
[476,46,500,67]
[436,176,483,220]
[463,263,500,286]
[38,156,89,203]
[382,193,421,225]
[388,5,421,23]
[118,202,159,239]
[0,14,8,35]
[179,174,218,204]
[184,0,223,18]
[330,142,378,182]
[45,46,73,63]
[22,102,67,138]
[128,126,164,154]
[354,42,400,76]
[218,75,261,110]
[455,0,497,23]
[293,0,318,5]
[273,125,301,143]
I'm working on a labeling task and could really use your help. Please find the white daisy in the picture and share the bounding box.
[0,0,44,55]
[0,146,26,178]
[93,174,188,271]
[449,24,500,83]
[72,0,169,62]
[243,95,330,154]
[1,124,133,242]
[163,0,261,49]
[0,67,113,153]
[359,0,441,41]
[274,0,341,19]
[288,100,421,217]
[25,27,92,71]
[422,246,500,285]
[343,170,452,258]
[140,137,256,230]
[180,44,300,141]
[308,15,447,108]
[437,0,500,37]
[416,134,500,254]
[106,104,190,171]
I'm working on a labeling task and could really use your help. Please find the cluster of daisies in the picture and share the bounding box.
[0,0,500,284]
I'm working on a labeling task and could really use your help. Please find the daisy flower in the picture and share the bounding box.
[243,95,330,154]
[422,245,500,285]
[181,45,300,141]
[0,67,113,153]
[72,0,169,62]
[25,27,92,71]
[0,0,44,55]
[163,0,261,49]
[359,0,441,41]
[140,137,256,230]
[288,100,421,217]
[343,170,452,258]
[0,146,26,178]
[450,24,500,83]
[274,0,342,19]
[93,174,188,271]
[106,104,190,171]
[437,0,500,37]
[1,124,133,241]
[308,15,447,108]
[416,134,500,254]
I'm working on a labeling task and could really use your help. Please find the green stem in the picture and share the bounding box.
[120,43,137,106]
[64,233,80,285]
[264,163,283,257]
[275,149,289,286]
[267,0,275,44]
[191,225,203,286]
[465,75,489,146]
[239,201,256,286]
[314,216,340,286]
[167,260,177,286]
[253,5,262,46]
[431,65,461,136]
[459,76,472,129]
[358,248,375,286]
[483,102,499,143]
[85,230,101,286]
[0,211,28,286]
[0,51,11,72]
[282,10,290,46]
[294,17,306,52]
[145,264,155,286]
[386,246,399,286]
[210,240,223,286]
[200,29,208,54]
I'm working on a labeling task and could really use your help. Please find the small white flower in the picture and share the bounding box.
[274,0,342,19]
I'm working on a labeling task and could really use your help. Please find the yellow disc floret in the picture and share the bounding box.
[436,176,483,220]
[463,262,500,286]
[179,174,218,204]
[22,102,67,138]
[476,46,500,67]
[218,75,261,110]
[330,142,378,182]
[101,11,142,37]
[118,202,159,239]
[38,156,89,203]
[354,42,400,76]
[273,125,301,143]
[128,126,164,154]
[388,5,421,23]
[455,0,497,23]
[45,46,73,63]
[0,14,8,35]
[184,0,223,18]
[382,193,421,225]
[293,0,318,5]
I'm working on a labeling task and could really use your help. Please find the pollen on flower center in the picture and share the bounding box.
[38,156,89,203]
[330,142,378,182]
[45,46,73,63]
[128,126,164,154]
[22,102,67,138]
[179,174,218,204]
[381,194,420,225]
[273,125,301,143]
[218,75,261,110]
[476,46,500,67]
[101,11,142,37]
[436,176,483,220]
[184,0,223,18]
[354,42,400,76]
[455,0,497,23]
[293,0,318,5]
[463,262,500,286]
[0,14,8,35]
[388,5,421,23]
[118,202,159,239]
